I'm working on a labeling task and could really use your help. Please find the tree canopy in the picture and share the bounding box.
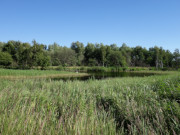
[0,40,179,69]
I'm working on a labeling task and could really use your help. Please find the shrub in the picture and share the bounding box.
[57,65,64,71]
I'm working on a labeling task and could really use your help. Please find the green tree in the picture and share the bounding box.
[2,41,16,61]
[54,47,76,66]
[119,43,132,66]
[37,52,50,69]
[163,50,173,67]
[84,43,96,66]
[0,42,5,51]
[31,40,50,69]
[107,51,126,67]
[131,46,148,66]
[48,43,76,66]
[100,44,106,67]
[173,49,180,69]
[94,44,101,66]
[48,43,62,66]
[15,43,32,69]
[71,41,84,65]
[110,44,119,51]
[0,52,13,66]
[48,42,59,52]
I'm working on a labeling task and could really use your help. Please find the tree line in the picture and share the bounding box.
[0,40,179,69]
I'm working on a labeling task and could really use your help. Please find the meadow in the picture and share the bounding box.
[0,69,89,80]
[0,70,180,134]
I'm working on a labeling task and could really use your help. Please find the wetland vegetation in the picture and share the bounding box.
[0,69,180,134]
[0,69,89,80]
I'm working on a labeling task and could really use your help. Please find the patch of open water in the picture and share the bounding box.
[48,72,156,81]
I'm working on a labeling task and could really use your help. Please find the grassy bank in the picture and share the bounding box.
[0,69,89,80]
[48,66,178,72]
[0,72,180,134]
[54,66,151,72]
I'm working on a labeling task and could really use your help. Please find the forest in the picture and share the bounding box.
[0,40,179,69]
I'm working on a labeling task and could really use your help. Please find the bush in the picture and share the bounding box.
[149,67,156,70]
[57,65,64,71]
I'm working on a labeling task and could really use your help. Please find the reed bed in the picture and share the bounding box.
[0,69,89,80]
[0,72,180,134]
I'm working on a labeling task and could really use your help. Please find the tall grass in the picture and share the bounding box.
[0,69,89,80]
[56,66,176,72]
[0,73,180,134]
[0,69,78,76]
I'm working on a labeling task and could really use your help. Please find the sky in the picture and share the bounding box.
[0,0,180,52]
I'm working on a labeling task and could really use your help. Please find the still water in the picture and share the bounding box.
[49,72,155,81]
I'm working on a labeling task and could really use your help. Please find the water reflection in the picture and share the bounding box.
[48,72,155,81]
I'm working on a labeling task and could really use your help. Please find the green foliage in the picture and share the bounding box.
[0,69,88,80]
[71,41,84,66]
[84,43,96,65]
[0,42,5,51]
[119,43,132,66]
[88,58,97,66]
[49,43,76,66]
[173,49,180,69]
[0,52,13,66]
[57,65,65,71]
[38,54,50,70]
[107,51,126,67]
[0,40,178,70]
[1,40,51,69]
[154,79,180,101]
[0,72,180,134]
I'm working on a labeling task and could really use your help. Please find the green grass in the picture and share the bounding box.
[0,69,89,79]
[48,66,151,72]
[52,66,178,72]
[0,72,180,134]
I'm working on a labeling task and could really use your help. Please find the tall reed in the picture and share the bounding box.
[0,73,180,134]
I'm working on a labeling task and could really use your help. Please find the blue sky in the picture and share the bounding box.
[0,0,180,52]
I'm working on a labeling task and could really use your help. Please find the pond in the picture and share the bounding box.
[49,72,156,81]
